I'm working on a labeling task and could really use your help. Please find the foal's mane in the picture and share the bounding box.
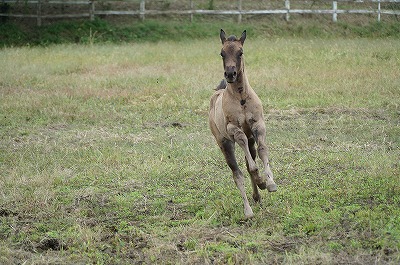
[215,79,227,91]
[227,35,238,41]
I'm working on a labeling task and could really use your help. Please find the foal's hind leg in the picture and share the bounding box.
[246,137,261,202]
[220,138,254,219]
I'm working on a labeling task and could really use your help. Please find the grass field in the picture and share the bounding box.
[0,35,399,264]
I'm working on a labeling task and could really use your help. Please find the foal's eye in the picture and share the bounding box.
[238,51,243,57]
[220,52,225,58]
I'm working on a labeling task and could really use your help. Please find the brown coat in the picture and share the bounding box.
[209,30,277,218]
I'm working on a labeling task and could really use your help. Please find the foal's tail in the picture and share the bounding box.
[215,79,227,91]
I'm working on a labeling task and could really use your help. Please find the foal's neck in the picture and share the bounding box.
[227,69,251,105]
[228,69,250,94]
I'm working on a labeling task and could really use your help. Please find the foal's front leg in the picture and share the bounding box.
[227,123,258,173]
[226,123,262,210]
[220,138,254,219]
[246,137,261,202]
[252,121,277,192]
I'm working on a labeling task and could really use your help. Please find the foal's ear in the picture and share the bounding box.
[220,29,227,44]
[240,30,246,45]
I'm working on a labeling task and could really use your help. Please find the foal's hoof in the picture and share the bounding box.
[253,193,261,202]
[267,183,277,192]
[257,182,267,190]
[244,208,254,219]
[245,212,254,219]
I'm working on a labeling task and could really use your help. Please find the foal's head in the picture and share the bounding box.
[219,29,246,83]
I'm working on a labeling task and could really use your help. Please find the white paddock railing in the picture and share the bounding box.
[1,0,399,26]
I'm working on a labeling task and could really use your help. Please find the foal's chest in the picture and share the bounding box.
[222,86,263,129]
[226,101,258,128]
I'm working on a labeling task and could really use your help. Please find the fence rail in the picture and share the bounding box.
[1,0,400,26]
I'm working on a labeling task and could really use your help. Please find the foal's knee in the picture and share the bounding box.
[234,131,248,147]
[227,124,248,145]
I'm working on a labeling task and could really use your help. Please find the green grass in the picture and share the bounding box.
[1,18,400,47]
[0,37,399,264]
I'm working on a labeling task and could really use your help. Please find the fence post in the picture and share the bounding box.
[285,0,290,21]
[140,0,145,21]
[190,0,193,22]
[332,1,337,22]
[377,0,381,22]
[37,0,42,26]
[238,0,242,23]
[89,1,95,21]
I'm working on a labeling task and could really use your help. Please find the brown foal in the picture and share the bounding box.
[209,29,277,218]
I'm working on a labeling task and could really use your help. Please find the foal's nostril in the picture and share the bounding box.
[224,68,237,82]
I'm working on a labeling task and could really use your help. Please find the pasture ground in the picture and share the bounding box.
[0,37,399,264]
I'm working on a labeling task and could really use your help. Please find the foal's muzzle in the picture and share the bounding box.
[224,66,237,83]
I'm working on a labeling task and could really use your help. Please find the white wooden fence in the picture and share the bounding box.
[1,0,399,26]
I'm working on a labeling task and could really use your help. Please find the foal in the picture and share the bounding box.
[209,29,277,218]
